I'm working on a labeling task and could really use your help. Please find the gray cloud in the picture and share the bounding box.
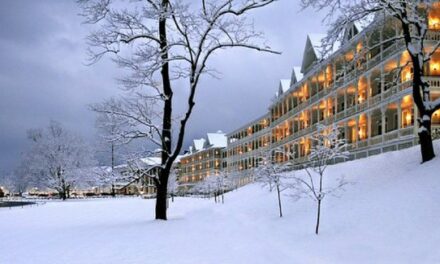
[0,0,326,171]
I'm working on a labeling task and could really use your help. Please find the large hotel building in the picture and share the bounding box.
[179,9,440,187]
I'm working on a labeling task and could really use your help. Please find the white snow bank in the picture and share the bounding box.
[1,141,440,263]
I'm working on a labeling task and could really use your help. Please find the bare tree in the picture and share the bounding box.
[25,121,97,200]
[194,171,230,203]
[91,166,127,196]
[0,169,29,197]
[290,125,349,235]
[302,0,440,162]
[94,101,126,170]
[167,166,180,202]
[255,147,293,218]
[78,0,279,219]
[94,103,132,196]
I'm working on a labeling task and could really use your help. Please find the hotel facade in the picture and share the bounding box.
[179,10,440,186]
[179,132,227,186]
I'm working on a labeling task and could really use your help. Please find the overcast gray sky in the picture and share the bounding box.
[0,0,326,171]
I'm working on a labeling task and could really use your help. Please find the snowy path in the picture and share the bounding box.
[1,142,440,263]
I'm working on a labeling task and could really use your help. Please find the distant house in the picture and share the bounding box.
[115,156,182,197]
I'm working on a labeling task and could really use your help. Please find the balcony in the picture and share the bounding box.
[426,30,440,41]
[368,94,382,108]
[400,126,415,137]
[426,76,440,88]
[357,101,368,112]
[369,135,383,146]
[384,130,399,142]
[357,140,368,149]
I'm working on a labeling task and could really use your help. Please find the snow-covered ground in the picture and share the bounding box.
[1,142,440,264]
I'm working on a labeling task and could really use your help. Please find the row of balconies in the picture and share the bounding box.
[271,80,415,147]
[228,125,271,146]
[271,51,412,129]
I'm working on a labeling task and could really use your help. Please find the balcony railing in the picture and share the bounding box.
[400,126,415,137]
[426,31,440,41]
[426,76,440,88]
[357,140,368,148]
[384,130,399,141]
[369,135,383,146]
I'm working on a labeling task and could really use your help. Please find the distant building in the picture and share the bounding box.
[112,156,180,196]
[179,131,227,187]
[224,114,271,185]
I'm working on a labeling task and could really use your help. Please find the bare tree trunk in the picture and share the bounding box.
[276,183,283,218]
[316,171,324,235]
[59,188,67,200]
[419,119,435,162]
[315,199,321,235]
[155,168,169,220]
[155,0,172,221]
[111,184,116,197]
[111,143,115,171]
[401,19,436,163]
[60,179,68,201]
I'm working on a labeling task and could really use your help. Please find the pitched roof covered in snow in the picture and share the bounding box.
[207,131,227,148]
[301,33,345,75]
[193,138,206,151]
[291,66,303,84]
[301,34,325,74]
[274,79,291,98]
[341,15,375,45]
[280,79,291,93]
[140,157,162,166]
[186,131,227,154]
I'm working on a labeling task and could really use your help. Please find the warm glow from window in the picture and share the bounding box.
[356,42,363,53]
[406,112,412,125]
[429,17,440,29]
[346,86,356,94]
[384,60,398,72]
[428,4,440,30]
[401,95,414,128]
[358,77,367,103]
[326,65,333,81]
[402,67,412,82]
[433,110,440,124]
[402,110,413,128]
[400,51,411,65]
[318,72,325,83]
[358,129,365,140]
[402,95,413,107]
[347,119,356,127]
[430,62,440,74]
[345,51,354,61]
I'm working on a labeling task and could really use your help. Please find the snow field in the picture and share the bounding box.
[1,141,440,263]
